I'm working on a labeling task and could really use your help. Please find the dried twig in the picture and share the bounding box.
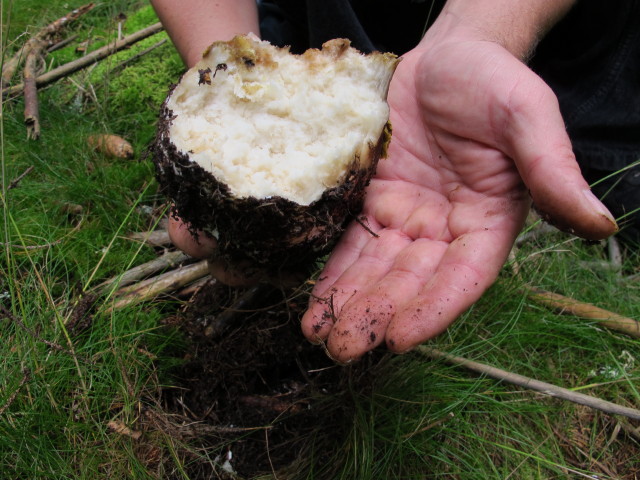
[110,38,167,74]
[176,274,211,298]
[3,22,164,99]
[1,3,95,87]
[0,238,64,251]
[618,419,640,443]
[7,166,35,191]
[416,346,640,421]
[2,49,26,89]
[47,34,79,53]
[524,286,640,339]
[23,39,47,139]
[126,229,171,247]
[607,236,622,267]
[355,215,379,238]
[107,259,209,312]
[96,250,190,293]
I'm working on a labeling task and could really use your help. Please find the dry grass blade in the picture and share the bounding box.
[524,286,640,339]
[416,346,640,421]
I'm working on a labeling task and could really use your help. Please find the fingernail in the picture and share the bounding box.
[582,189,618,228]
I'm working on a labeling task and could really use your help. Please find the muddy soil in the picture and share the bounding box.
[155,279,384,479]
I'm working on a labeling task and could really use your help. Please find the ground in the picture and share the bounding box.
[147,279,383,478]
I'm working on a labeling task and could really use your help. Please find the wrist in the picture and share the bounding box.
[421,0,576,60]
[151,0,259,68]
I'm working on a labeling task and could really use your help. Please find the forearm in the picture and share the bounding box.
[150,0,259,67]
[423,0,576,60]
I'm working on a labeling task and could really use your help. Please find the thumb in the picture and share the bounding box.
[503,75,618,240]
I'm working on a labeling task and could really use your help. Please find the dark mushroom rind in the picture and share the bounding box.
[152,98,391,273]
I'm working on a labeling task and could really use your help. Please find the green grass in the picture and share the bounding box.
[2,2,639,479]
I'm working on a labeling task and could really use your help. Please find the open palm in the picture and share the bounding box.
[300,38,616,362]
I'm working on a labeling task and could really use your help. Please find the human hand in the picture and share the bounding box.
[168,215,260,287]
[168,214,305,287]
[299,25,617,362]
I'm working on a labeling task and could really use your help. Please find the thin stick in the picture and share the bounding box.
[524,286,640,339]
[115,258,202,295]
[176,274,211,297]
[618,419,640,442]
[0,239,64,251]
[107,260,209,312]
[96,250,190,293]
[355,215,379,238]
[7,166,34,190]
[1,3,95,87]
[126,229,171,247]
[607,236,622,267]
[31,3,95,41]
[3,22,164,98]
[47,34,79,53]
[110,38,167,74]
[416,346,640,420]
[1,46,26,90]
[23,39,47,139]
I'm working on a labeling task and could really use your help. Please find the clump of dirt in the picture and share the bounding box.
[154,279,385,479]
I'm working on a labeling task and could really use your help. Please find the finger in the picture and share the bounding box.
[325,238,448,363]
[386,226,518,353]
[168,215,218,258]
[300,227,411,344]
[307,216,379,301]
[502,74,618,240]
